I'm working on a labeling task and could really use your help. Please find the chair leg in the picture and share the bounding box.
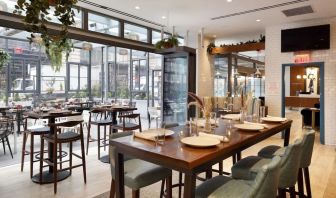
[5,137,13,159]
[30,135,34,178]
[21,133,28,171]
[69,142,72,175]
[132,190,140,198]
[53,141,57,194]
[104,125,106,151]
[297,168,304,197]
[166,175,172,198]
[304,167,312,198]
[160,179,165,198]
[278,188,286,198]
[2,138,6,154]
[289,186,296,198]
[39,137,44,184]
[218,161,223,175]
[80,133,87,183]
[86,124,91,155]
[98,125,101,160]
[178,172,183,198]
[232,154,237,164]
[110,179,115,198]
[59,143,62,170]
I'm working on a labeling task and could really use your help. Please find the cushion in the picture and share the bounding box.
[231,156,271,180]
[258,145,285,158]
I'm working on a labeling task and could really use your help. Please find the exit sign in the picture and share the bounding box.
[294,52,311,63]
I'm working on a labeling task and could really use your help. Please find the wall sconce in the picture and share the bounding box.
[303,75,307,79]
[296,75,301,79]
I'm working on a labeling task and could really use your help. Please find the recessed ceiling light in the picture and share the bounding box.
[135,6,140,10]
[213,35,217,38]
[227,0,233,2]
[256,19,261,22]
[161,16,166,19]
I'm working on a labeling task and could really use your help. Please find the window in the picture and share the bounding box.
[68,64,88,92]
[124,24,148,42]
[116,48,130,100]
[88,13,119,36]
[151,30,172,44]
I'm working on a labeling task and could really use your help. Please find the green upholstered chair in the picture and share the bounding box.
[109,131,172,198]
[231,139,303,198]
[258,130,315,198]
[195,156,281,198]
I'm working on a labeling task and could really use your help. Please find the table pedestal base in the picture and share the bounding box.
[99,155,110,164]
[31,170,70,184]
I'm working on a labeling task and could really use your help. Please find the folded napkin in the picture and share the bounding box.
[199,132,229,142]
[197,119,217,128]
[266,115,287,121]
[221,114,240,121]
[134,132,156,142]
[243,121,268,128]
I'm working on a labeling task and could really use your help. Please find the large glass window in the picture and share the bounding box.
[88,13,119,36]
[116,48,130,100]
[214,56,229,96]
[91,46,104,99]
[124,24,148,42]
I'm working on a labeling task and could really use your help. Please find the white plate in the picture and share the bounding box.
[221,114,240,120]
[234,123,263,131]
[261,117,287,122]
[141,129,175,137]
[180,136,220,148]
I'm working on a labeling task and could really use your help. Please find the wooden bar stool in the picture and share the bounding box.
[110,113,142,132]
[21,117,50,178]
[87,109,113,159]
[40,120,86,194]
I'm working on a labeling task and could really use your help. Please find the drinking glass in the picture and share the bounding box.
[210,112,217,125]
[155,124,166,145]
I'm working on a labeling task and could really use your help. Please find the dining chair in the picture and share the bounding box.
[87,109,113,159]
[231,139,303,198]
[195,156,281,198]
[40,120,86,194]
[0,118,13,158]
[257,130,315,198]
[21,117,50,178]
[110,113,142,133]
[109,131,172,198]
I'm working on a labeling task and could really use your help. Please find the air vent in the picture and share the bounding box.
[212,0,309,20]
[282,5,314,17]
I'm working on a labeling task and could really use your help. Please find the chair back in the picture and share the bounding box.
[301,108,312,126]
[300,130,315,168]
[120,113,142,132]
[162,122,178,129]
[109,131,133,177]
[251,156,282,198]
[0,118,10,138]
[278,139,303,188]
[148,107,160,118]
[49,120,84,139]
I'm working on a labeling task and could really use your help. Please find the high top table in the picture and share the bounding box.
[92,105,137,163]
[110,119,292,198]
[24,110,82,184]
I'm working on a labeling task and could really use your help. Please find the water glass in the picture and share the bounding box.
[155,126,166,145]
[210,112,217,125]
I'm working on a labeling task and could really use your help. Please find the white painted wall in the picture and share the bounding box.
[265,17,336,145]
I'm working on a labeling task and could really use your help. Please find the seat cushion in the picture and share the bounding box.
[111,159,171,190]
[258,145,285,159]
[231,156,271,180]
[27,126,50,134]
[45,131,80,140]
[112,123,139,129]
[196,175,253,198]
[91,119,113,125]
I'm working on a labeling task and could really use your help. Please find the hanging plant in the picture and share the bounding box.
[207,42,216,54]
[0,49,11,71]
[14,0,78,72]
[155,35,179,50]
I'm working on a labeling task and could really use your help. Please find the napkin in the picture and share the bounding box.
[199,132,229,142]
[221,114,240,121]
[243,121,268,128]
[266,115,287,121]
[134,132,156,142]
[197,119,217,128]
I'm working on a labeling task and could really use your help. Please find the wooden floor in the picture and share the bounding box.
[0,111,335,198]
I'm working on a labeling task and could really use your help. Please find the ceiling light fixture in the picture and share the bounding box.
[227,0,233,2]
[256,19,261,22]
[135,6,140,10]
[161,16,166,19]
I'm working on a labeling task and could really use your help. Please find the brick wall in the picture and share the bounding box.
[265,17,336,145]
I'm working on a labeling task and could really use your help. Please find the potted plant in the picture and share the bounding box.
[14,0,78,72]
[207,42,216,54]
[0,49,11,70]
[155,35,179,50]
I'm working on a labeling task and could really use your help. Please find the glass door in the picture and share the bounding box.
[150,69,161,107]
[67,63,89,99]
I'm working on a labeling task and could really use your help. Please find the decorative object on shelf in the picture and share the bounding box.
[14,0,78,72]
[155,35,179,50]
[219,34,265,47]
[0,48,11,70]
[206,42,216,54]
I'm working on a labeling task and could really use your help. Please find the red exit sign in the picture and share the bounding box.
[294,52,311,63]
[14,48,23,54]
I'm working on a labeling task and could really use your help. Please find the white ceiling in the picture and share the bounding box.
[78,0,336,38]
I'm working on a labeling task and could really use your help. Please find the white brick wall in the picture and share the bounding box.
[265,17,336,145]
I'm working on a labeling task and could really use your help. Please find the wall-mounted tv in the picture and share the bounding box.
[281,24,330,52]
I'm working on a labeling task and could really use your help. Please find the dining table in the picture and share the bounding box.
[110,118,292,198]
[23,110,82,184]
[92,105,137,163]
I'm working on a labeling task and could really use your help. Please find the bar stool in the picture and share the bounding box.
[0,118,13,158]
[21,118,50,178]
[40,120,86,194]
[87,109,113,159]
[257,130,315,198]
[110,113,142,132]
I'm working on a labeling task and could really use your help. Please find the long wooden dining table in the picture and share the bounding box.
[110,119,292,198]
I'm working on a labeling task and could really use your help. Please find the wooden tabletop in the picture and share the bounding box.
[92,106,137,112]
[24,111,82,119]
